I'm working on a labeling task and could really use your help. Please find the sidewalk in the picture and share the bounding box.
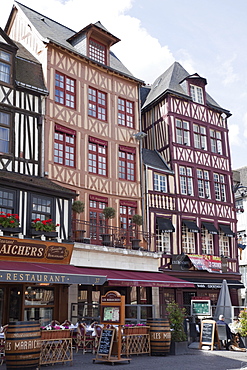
[3,347,247,370]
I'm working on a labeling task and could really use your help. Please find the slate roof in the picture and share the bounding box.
[0,170,75,198]
[15,41,48,93]
[9,2,142,83]
[142,149,173,173]
[141,61,228,113]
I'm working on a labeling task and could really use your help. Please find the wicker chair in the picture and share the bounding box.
[93,325,102,352]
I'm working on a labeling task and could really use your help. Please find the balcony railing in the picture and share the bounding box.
[72,219,152,251]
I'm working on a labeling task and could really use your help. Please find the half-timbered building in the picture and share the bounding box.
[2,2,195,324]
[141,62,243,316]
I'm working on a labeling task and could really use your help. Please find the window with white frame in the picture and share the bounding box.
[182,224,195,254]
[193,124,207,150]
[210,129,222,155]
[214,173,226,202]
[156,226,171,254]
[89,38,106,64]
[175,119,190,145]
[219,231,230,257]
[154,173,167,192]
[0,111,10,153]
[197,169,210,198]
[0,49,11,84]
[179,166,193,195]
[190,85,204,104]
[201,225,214,255]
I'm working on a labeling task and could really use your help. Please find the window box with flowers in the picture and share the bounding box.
[30,219,59,239]
[0,212,21,235]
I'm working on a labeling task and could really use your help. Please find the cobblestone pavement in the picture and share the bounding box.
[3,347,247,370]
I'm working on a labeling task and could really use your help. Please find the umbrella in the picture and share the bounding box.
[213,279,232,324]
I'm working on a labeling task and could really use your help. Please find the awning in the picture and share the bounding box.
[157,218,175,233]
[219,224,234,237]
[0,261,107,285]
[202,222,218,235]
[79,268,195,288]
[183,220,200,233]
[185,277,244,289]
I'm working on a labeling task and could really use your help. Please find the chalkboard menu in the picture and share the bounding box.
[97,328,115,357]
[199,320,220,350]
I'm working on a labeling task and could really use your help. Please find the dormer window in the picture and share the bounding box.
[89,38,106,64]
[190,84,204,104]
[0,49,11,84]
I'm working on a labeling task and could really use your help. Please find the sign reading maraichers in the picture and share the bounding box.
[0,237,72,263]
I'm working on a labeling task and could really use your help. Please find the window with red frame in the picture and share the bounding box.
[54,125,76,167]
[88,87,107,121]
[88,137,107,176]
[89,38,106,64]
[119,146,135,181]
[55,72,76,108]
[118,98,134,128]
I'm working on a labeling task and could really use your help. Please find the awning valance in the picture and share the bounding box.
[157,218,175,233]
[219,224,234,237]
[82,268,195,288]
[0,261,107,285]
[202,222,218,235]
[185,277,244,289]
[183,220,200,233]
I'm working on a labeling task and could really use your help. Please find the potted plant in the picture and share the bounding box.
[166,301,188,355]
[131,214,142,250]
[31,218,59,239]
[72,200,86,242]
[101,207,116,246]
[238,309,247,347]
[0,212,21,235]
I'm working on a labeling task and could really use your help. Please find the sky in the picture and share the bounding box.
[0,0,247,170]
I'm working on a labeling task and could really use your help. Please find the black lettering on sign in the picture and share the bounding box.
[97,329,115,356]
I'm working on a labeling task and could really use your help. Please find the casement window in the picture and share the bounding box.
[88,87,107,121]
[118,98,134,128]
[175,119,190,145]
[182,224,195,254]
[0,50,11,84]
[0,188,15,214]
[54,125,75,167]
[0,111,10,153]
[89,38,106,64]
[219,231,230,257]
[197,169,210,198]
[88,137,107,176]
[119,146,135,181]
[179,166,193,195]
[210,129,222,154]
[31,195,53,221]
[156,229,171,254]
[201,225,214,255]
[214,173,226,202]
[190,85,204,104]
[89,196,107,242]
[193,124,207,150]
[55,72,75,108]
[120,203,136,230]
[154,173,167,192]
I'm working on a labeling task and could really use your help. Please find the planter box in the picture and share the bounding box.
[101,234,112,246]
[0,227,22,235]
[30,229,58,239]
[169,341,188,355]
[41,329,71,340]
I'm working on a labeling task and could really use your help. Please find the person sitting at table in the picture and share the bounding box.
[229,317,246,351]
[216,315,232,350]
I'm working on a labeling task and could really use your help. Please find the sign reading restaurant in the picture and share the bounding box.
[0,237,73,264]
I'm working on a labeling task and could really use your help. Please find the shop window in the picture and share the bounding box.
[24,287,54,326]
[55,72,75,108]
[54,125,75,167]
[0,49,11,84]
[197,169,210,199]
[9,287,21,322]
[119,146,135,181]
[89,38,106,64]
[175,119,190,145]
[179,166,193,195]
[88,87,107,121]
[201,225,214,255]
[118,98,134,128]
[0,111,10,153]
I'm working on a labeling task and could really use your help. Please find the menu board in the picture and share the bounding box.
[199,320,219,350]
[191,300,211,316]
[97,329,115,357]
[102,306,120,323]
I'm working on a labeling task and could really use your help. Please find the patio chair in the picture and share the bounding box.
[93,325,102,352]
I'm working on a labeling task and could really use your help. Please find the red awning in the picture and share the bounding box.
[0,261,107,285]
[75,267,195,288]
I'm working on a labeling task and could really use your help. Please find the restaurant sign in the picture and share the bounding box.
[0,237,73,264]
